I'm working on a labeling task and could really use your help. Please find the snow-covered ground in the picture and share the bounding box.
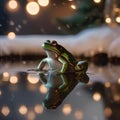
[0,25,120,57]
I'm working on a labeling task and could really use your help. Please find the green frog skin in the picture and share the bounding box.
[37,40,88,73]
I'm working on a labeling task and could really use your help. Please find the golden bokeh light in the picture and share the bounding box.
[62,104,72,115]
[93,92,101,102]
[27,74,39,84]
[7,0,18,11]
[0,90,2,96]
[2,72,9,81]
[105,82,111,88]
[26,1,40,15]
[34,104,44,114]
[105,17,111,24]
[74,110,83,120]
[118,78,120,84]
[70,5,76,10]
[8,32,16,40]
[38,0,49,7]
[104,107,112,117]
[18,105,28,115]
[116,16,120,23]
[39,84,47,94]
[93,0,101,3]
[27,111,36,120]
[1,106,10,116]
[9,75,18,84]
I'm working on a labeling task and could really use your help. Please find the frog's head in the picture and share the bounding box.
[42,40,62,55]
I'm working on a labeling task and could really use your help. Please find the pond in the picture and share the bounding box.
[0,60,120,120]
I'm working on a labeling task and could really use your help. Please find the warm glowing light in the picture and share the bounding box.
[0,90,2,95]
[8,32,16,40]
[26,2,40,15]
[105,82,111,88]
[74,110,83,120]
[27,111,35,120]
[93,92,101,102]
[114,94,120,101]
[7,0,18,11]
[116,16,120,23]
[38,0,49,7]
[105,17,111,24]
[3,72,9,81]
[39,84,47,94]
[27,74,39,84]
[34,104,44,114]
[1,106,10,116]
[9,75,18,84]
[62,104,72,115]
[118,78,120,84]
[104,107,112,117]
[93,0,101,3]
[70,5,76,10]
[19,105,28,115]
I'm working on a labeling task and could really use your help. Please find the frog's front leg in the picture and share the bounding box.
[37,58,47,71]
[58,56,68,73]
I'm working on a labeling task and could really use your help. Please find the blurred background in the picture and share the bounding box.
[0,0,120,120]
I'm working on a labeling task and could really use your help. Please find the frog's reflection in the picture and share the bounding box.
[38,71,89,109]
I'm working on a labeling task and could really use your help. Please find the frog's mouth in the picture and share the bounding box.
[42,41,61,55]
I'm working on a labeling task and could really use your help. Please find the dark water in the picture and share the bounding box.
[0,61,120,120]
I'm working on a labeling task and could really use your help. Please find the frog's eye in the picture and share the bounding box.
[46,40,51,43]
[52,40,57,46]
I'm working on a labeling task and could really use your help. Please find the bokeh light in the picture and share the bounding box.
[34,104,44,114]
[118,78,120,84]
[0,90,2,96]
[39,84,47,94]
[7,0,18,11]
[2,72,9,81]
[93,92,101,102]
[93,0,101,3]
[105,17,111,24]
[27,74,39,84]
[74,110,84,120]
[18,105,28,115]
[1,106,10,116]
[26,1,40,15]
[105,82,111,88]
[27,111,36,120]
[62,104,72,115]
[70,5,76,10]
[9,75,18,84]
[116,16,120,23]
[7,32,16,40]
[38,0,49,7]
[104,107,112,117]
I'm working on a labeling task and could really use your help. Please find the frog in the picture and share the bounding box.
[36,40,88,74]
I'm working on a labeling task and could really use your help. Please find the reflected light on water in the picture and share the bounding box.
[62,104,72,115]
[3,72,9,81]
[38,0,49,7]
[27,74,39,84]
[18,105,28,115]
[26,2,40,15]
[104,107,112,117]
[93,92,101,102]
[1,106,10,116]
[34,104,44,114]
[74,110,83,120]
[8,32,16,40]
[39,84,47,94]
[9,75,18,84]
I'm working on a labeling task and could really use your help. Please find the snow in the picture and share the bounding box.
[0,26,120,57]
